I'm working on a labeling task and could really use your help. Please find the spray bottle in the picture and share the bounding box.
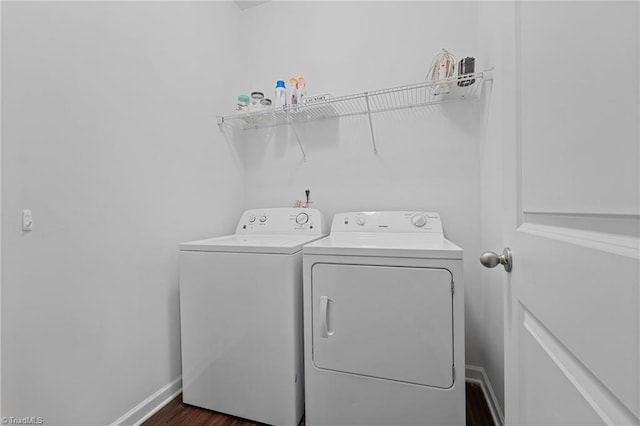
[297,77,307,106]
[287,77,299,108]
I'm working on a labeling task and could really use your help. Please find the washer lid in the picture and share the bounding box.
[303,233,463,259]
[180,234,326,255]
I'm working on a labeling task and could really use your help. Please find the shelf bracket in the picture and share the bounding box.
[483,67,495,82]
[364,93,378,155]
[288,117,307,161]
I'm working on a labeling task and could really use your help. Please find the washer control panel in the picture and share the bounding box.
[236,208,325,235]
[331,211,443,234]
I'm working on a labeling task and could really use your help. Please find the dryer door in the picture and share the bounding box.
[311,263,454,388]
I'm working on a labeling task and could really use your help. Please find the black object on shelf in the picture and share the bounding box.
[457,57,476,87]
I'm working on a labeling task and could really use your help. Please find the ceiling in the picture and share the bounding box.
[233,0,270,11]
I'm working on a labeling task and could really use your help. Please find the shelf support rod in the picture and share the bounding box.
[288,117,307,161]
[364,93,378,155]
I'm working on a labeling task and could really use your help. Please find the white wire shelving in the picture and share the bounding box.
[217,69,492,159]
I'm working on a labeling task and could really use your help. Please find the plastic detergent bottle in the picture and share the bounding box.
[287,77,299,107]
[275,80,286,108]
[297,77,307,105]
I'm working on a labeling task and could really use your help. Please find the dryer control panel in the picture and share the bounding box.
[331,211,443,234]
[236,208,325,235]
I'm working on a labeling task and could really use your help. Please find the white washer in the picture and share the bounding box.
[180,208,325,426]
[303,211,464,426]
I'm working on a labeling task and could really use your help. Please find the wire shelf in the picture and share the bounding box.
[217,69,491,130]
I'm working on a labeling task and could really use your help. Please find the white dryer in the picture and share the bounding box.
[179,208,325,426]
[302,211,464,426]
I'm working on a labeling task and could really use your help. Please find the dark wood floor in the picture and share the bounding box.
[143,382,495,426]
[465,382,495,426]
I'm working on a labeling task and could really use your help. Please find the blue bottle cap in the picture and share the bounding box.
[276,80,286,88]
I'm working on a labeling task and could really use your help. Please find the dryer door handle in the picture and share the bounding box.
[319,296,334,338]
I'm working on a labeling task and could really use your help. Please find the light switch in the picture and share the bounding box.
[22,209,33,231]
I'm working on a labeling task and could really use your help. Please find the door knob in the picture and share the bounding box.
[480,248,512,272]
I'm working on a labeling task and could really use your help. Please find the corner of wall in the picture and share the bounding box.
[110,378,182,426]
[0,0,3,418]
[466,365,505,426]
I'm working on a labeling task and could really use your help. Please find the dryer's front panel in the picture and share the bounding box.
[311,263,454,388]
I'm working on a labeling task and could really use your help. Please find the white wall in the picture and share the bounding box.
[1,2,244,424]
[234,1,487,367]
[475,2,518,416]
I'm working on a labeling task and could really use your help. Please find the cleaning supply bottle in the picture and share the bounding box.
[275,80,286,108]
[287,77,299,108]
[297,77,307,106]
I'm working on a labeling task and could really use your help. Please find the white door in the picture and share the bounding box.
[311,263,454,388]
[502,2,640,425]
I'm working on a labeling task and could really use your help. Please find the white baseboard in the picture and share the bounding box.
[466,365,505,426]
[110,377,182,426]
[111,368,499,426]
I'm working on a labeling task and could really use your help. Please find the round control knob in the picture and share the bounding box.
[355,216,366,226]
[259,215,267,223]
[296,212,309,225]
[248,215,256,223]
[411,214,427,228]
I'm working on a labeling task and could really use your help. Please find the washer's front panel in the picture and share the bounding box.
[180,251,303,425]
[311,263,454,388]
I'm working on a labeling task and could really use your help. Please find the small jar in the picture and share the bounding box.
[261,98,272,109]
[236,94,250,113]
[249,91,265,112]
